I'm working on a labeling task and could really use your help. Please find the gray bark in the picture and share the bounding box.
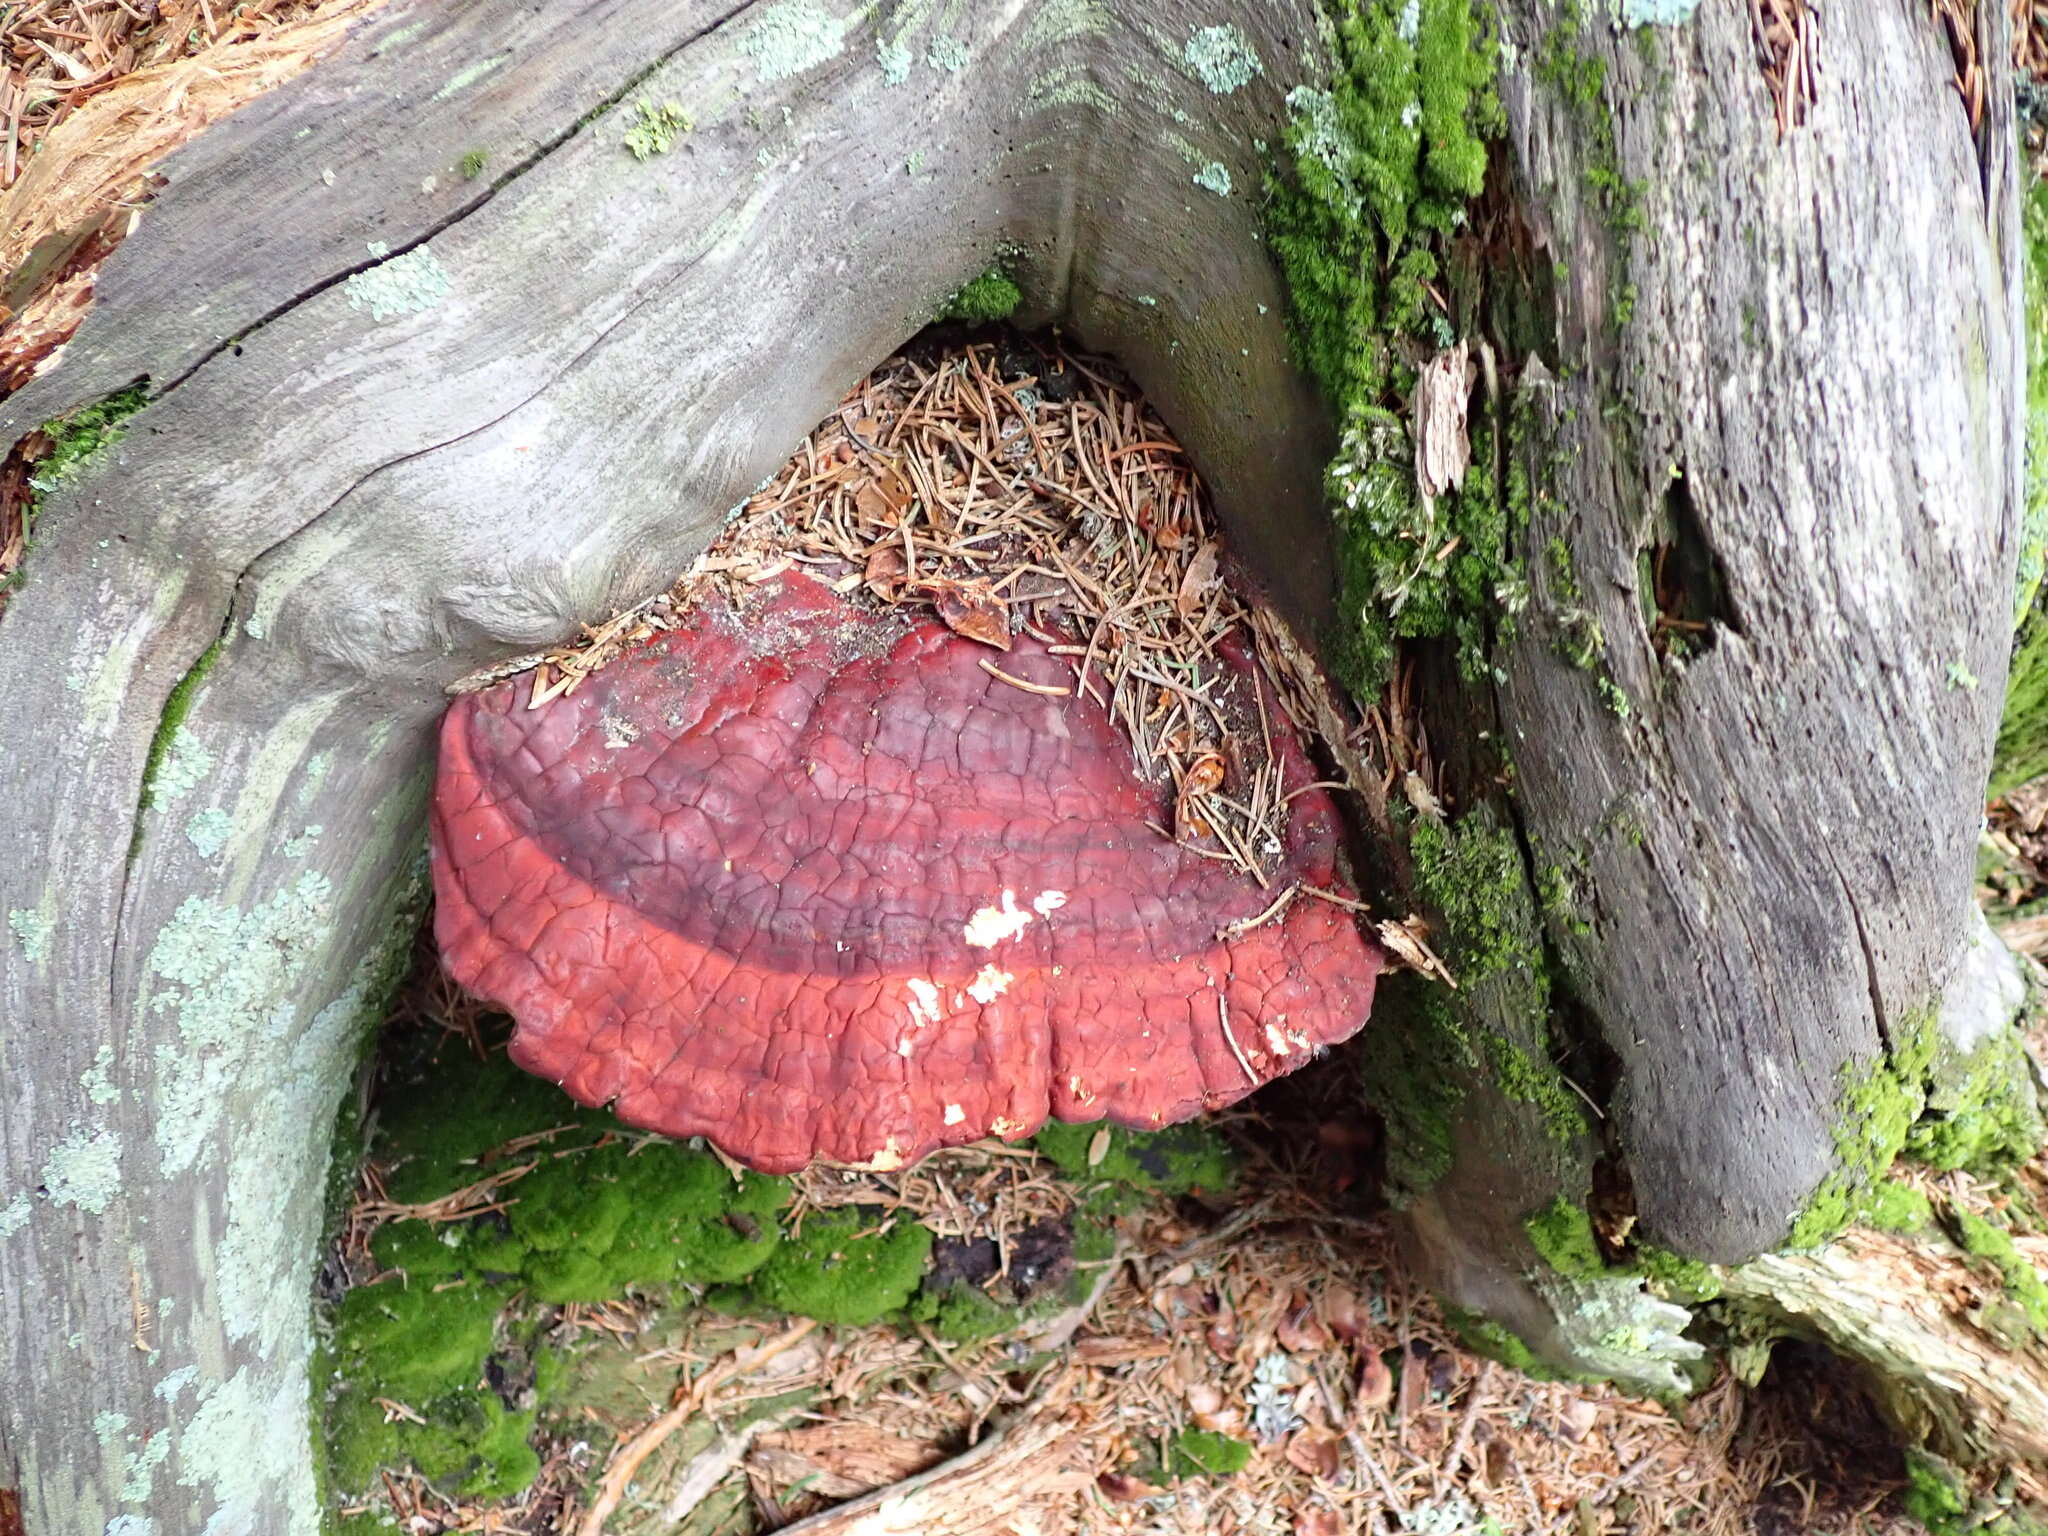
[0,0,2029,1529]
[1485,0,2022,1262]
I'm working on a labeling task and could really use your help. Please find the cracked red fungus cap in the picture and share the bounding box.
[431,574,1382,1173]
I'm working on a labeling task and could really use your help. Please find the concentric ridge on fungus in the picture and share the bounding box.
[431,573,1382,1173]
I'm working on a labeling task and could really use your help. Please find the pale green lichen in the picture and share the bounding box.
[343,242,452,323]
[283,826,323,858]
[119,1430,170,1502]
[8,907,52,963]
[622,99,692,160]
[926,36,969,72]
[95,1410,130,1444]
[1021,0,1111,51]
[144,871,336,1177]
[42,1124,123,1214]
[155,1365,200,1404]
[298,751,332,806]
[739,0,850,83]
[105,1516,157,1536]
[150,730,213,805]
[185,808,232,859]
[1613,0,1697,21]
[82,1044,120,1106]
[1193,161,1233,196]
[179,1365,322,1533]
[219,967,386,1356]
[877,35,912,83]
[119,1433,169,1507]
[0,1193,30,1236]
[431,55,505,101]
[1027,65,1122,114]
[1183,22,1262,93]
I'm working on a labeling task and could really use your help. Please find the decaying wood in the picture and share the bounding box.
[1476,0,2020,1257]
[1725,1227,2048,1480]
[771,1383,1097,1536]
[578,1320,818,1536]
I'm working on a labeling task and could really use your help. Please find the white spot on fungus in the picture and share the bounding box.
[967,965,1014,1004]
[943,1103,966,1126]
[964,889,1035,947]
[1031,889,1068,916]
[905,976,943,1026]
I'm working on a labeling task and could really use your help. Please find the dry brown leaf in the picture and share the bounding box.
[1376,914,1457,989]
[1397,1348,1430,1420]
[1205,1301,1240,1359]
[1097,1472,1160,1503]
[1294,1510,1342,1536]
[1182,752,1226,798]
[923,578,1012,650]
[1413,340,1471,500]
[1275,1295,1331,1356]
[1283,1429,1341,1480]
[1482,1435,1512,1488]
[1073,1338,1172,1366]
[1176,540,1221,617]
[854,479,899,526]
[863,545,908,598]
[1322,1285,1366,1344]
[1555,1398,1600,1441]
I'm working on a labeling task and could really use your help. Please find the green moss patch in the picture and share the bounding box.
[741,1208,932,1326]
[1440,1304,1566,1382]
[1630,1243,1720,1304]
[322,1040,796,1507]
[1166,1428,1253,1478]
[1994,165,2048,795]
[1031,1120,1235,1198]
[1356,982,1472,1202]
[1949,1207,2048,1342]
[1264,0,1497,413]
[5,382,150,601]
[1790,1011,2043,1249]
[1522,1197,1605,1279]
[938,266,1022,324]
[1906,1028,2044,1175]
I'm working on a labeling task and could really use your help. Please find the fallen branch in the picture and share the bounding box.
[771,1380,1095,1536]
[577,1318,819,1536]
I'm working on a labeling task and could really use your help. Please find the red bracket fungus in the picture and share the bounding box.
[431,574,1382,1173]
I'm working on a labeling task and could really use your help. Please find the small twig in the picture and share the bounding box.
[1215,992,1257,1086]
[978,658,1071,697]
[1438,1361,1493,1492]
[1215,885,1300,942]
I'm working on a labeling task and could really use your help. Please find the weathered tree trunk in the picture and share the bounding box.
[1389,0,2043,1410]
[0,0,2036,1531]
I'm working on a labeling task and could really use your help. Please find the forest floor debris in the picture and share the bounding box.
[336,962,1959,1536]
